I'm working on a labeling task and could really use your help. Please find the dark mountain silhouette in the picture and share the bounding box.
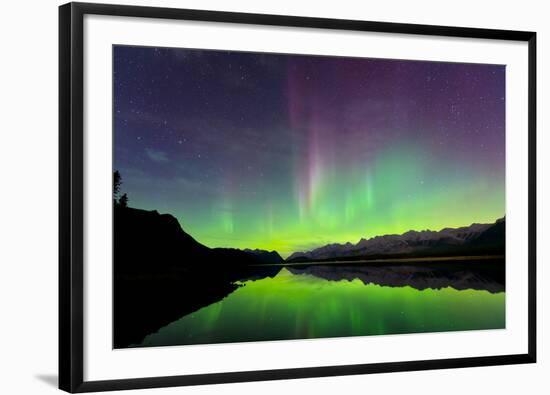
[114,205,274,348]
[114,206,263,275]
[469,217,505,249]
[287,218,505,263]
[243,248,284,264]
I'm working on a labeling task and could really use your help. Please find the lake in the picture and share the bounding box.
[133,260,505,347]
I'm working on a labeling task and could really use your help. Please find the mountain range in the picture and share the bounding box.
[115,205,504,268]
[287,218,505,262]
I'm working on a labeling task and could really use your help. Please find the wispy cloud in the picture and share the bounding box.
[145,148,169,163]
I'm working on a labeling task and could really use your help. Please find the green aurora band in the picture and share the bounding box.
[114,48,505,258]
[174,142,504,258]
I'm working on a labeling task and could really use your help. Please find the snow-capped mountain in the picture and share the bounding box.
[287,218,504,262]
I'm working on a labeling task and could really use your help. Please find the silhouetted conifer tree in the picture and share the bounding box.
[114,170,122,199]
[119,193,129,208]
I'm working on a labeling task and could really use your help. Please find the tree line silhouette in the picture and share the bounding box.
[113,170,128,207]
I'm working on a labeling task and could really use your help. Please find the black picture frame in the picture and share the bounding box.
[59,2,537,392]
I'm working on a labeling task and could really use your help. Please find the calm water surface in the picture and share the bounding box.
[136,262,505,347]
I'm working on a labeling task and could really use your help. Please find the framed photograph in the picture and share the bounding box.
[59,2,536,392]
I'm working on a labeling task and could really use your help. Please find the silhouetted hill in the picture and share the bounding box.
[114,205,269,348]
[114,206,262,276]
[115,206,207,275]
[243,248,284,264]
[470,217,505,250]
[287,218,505,263]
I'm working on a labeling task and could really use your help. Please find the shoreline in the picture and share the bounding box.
[253,254,505,267]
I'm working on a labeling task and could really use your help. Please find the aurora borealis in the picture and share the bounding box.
[114,46,505,258]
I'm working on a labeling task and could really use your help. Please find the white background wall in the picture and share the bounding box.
[0,0,547,394]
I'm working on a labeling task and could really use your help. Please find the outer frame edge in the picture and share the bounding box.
[59,2,86,393]
[58,2,74,393]
[527,32,537,363]
[76,354,534,393]
[59,2,537,392]
[69,1,534,40]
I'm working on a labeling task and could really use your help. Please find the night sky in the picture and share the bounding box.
[114,46,505,258]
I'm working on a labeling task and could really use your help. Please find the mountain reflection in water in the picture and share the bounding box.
[285,261,504,293]
[125,259,504,348]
